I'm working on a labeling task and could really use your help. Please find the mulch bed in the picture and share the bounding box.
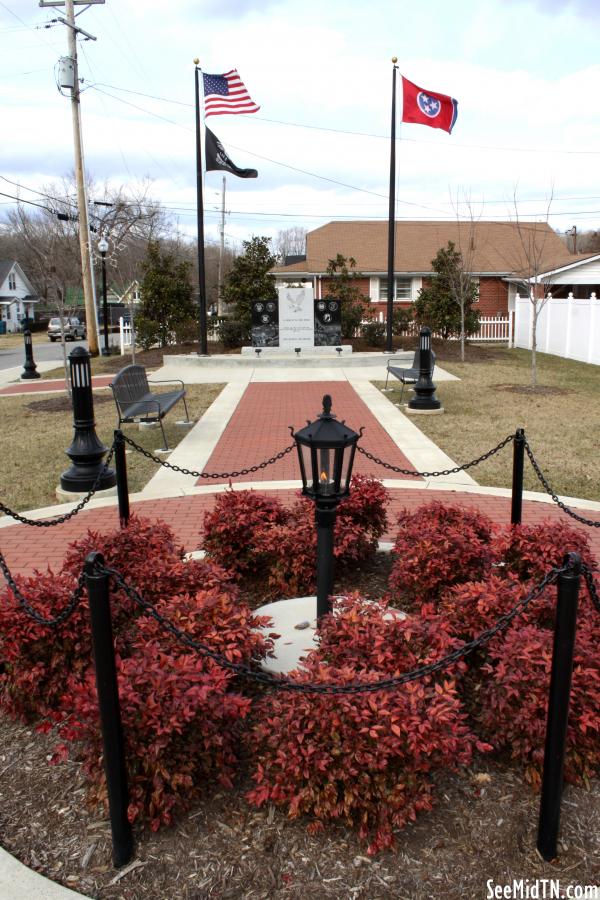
[1,712,599,900]
[493,384,572,397]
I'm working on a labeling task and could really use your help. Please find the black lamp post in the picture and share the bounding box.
[98,236,110,357]
[408,327,441,411]
[21,329,40,380]
[60,346,116,494]
[293,394,360,621]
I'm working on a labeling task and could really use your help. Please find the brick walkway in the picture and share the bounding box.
[199,382,421,485]
[1,378,599,578]
[0,375,114,396]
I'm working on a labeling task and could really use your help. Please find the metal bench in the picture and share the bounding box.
[110,364,191,451]
[385,349,436,403]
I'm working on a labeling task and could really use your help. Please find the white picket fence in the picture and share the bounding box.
[513,293,600,365]
[119,317,133,355]
[371,312,511,343]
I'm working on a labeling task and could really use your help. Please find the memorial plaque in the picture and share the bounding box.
[251,299,279,346]
[278,286,315,349]
[314,297,342,346]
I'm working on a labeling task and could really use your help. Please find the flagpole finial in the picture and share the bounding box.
[391,56,398,64]
[193,58,200,66]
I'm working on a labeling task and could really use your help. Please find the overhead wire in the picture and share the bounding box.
[90,80,600,157]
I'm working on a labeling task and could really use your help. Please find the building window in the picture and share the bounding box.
[8,273,16,290]
[379,277,412,301]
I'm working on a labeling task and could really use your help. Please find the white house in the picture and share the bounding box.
[0,260,39,333]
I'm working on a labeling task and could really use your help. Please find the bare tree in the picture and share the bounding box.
[448,193,482,361]
[274,226,307,262]
[509,191,558,388]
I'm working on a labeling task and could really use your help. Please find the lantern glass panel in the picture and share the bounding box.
[316,446,336,496]
[340,443,356,494]
[297,442,312,491]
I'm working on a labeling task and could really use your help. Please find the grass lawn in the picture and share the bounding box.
[0,331,47,350]
[0,382,224,514]
[374,343,600,502]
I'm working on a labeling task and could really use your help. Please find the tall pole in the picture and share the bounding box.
[217,175,226,315]
[386,58,398,354]
[194,60,209,356]
[65,0,99,355]
[100,249,109,356]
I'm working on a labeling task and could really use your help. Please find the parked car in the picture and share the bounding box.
[47,317,86,342]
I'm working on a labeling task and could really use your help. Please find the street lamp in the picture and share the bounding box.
[98,236,110,357]
[293,394,360,621]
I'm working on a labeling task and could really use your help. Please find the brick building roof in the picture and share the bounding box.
[273,221,582,277]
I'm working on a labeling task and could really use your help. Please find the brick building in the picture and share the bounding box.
[272,220,585,319]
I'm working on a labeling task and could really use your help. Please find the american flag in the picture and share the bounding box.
[202,69,260,117]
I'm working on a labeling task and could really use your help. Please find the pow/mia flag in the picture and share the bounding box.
[205,126,258,178]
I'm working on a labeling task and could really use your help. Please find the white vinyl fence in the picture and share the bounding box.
[513,293,600,365]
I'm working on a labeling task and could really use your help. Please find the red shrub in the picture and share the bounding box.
[202,477,388,599]
[59,644,251,830]
[0,571,87,720]
[336,474,389,559]
[56,581,274,830]
[248,657,482,854]
[64,514,233,606]
[247,595,486,853]
[202,490,289,579]
[314,593,467,681]
[135,586,276,667]
[388,502,493,608]
[490,521,591,583]
[0,516,237,723]
[478,623,600,786]
[435,574,528,640]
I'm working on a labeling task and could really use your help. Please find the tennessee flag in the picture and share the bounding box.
[401,77,458,134]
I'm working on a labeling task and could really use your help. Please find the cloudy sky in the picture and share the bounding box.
[1,0,599,253]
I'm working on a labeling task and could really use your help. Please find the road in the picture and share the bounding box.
[0,334,120,372]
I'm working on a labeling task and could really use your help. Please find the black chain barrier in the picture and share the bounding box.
[357,433,515,479]
[0,547,86,626]
[582,563,600,612]
[1,550,597,687]
[91,559,568,695]
[524,441,600,529]
[122,433,296,480]
[0,444,116,528]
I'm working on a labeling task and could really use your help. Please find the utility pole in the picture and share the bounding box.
[40,0,105,355]
[217,176,227,315]
[566,225,577,254]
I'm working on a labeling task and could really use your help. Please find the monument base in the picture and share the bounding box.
[241,345,353,356]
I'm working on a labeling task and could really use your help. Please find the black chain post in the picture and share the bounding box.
[85,552,134,868]
[114,430,130,528]
[511,428,525,526]
[537,552,581,862]
[20,329,40,380]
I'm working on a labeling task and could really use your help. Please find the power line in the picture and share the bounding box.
[90,79,600,157]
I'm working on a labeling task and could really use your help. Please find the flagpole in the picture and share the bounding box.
[386,57,398,354]
[194,59,209,356]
